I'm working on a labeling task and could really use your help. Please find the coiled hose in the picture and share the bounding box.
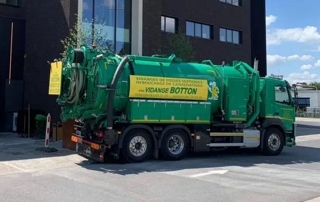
[66,64,85,104]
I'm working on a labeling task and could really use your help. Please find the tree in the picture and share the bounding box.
[308,82,320,90]
[156,29,195,62]
[59,15,114,60]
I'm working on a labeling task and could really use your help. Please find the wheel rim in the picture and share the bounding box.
[167,134,185,155]
[129,136,148,157]
[267,133,281,151]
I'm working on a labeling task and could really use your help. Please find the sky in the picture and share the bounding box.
[266,0,320,84]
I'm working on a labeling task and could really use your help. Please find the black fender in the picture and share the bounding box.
[260,118,286,150]
[158,125,193,149]
[118,124,157,149]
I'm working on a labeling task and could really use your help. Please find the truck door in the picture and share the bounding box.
[274,84,295,130]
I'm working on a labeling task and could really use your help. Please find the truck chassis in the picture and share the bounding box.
[71,119,296,163]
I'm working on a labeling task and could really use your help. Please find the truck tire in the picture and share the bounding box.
[262,127,285,156]
[122,129,153,163]
[160,129,190,161]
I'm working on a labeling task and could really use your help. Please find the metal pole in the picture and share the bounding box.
[8,22,14,85]
[91,0,95,45]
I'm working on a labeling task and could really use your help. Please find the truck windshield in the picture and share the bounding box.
[275,86,291,105]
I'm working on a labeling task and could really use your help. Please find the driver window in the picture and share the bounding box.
[275,86,290,104]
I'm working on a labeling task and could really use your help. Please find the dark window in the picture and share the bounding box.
[232,0,239,6]
[219,28,242,44]
[232,30,239,44]
[202,25,211,39]
[219,0,242,6]
[186,21,213,39]
[195,23,201,37]
[82,0,131,54]
[0,0,20,6]
[161,16,177,33]
[186,21,194,36]
[226,29,232,42]
[219,28,226,42]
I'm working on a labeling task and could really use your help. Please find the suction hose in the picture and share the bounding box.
[66,48,86,105]
[106,56,131,129]
[66,67,85,104]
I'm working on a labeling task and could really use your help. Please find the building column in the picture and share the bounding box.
[131,0,143,55]
[77,0,83,47]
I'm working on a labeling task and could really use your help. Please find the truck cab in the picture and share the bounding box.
[259,76,296,155]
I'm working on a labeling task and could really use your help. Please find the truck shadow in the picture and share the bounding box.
[76,144,320,176]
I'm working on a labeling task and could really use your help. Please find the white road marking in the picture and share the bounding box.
[1,162,28,172]
[304,196,320,202]
[296,134,320,142]
[189,170,229,178]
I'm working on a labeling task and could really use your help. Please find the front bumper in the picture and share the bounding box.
[71,135,106,162]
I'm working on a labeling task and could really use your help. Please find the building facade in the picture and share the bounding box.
[0,0,26,132]
[0,0,266,132]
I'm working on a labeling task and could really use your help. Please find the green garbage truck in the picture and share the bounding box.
[52,45,297,163]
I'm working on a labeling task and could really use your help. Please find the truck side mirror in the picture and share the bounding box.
[279,86,286,92]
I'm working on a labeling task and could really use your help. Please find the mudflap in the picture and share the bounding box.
[76,143,106,162]
[71,135,106,163]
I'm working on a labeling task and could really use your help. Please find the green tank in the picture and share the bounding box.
[57,45,259,127]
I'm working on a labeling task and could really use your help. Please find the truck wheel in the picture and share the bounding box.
[122,129,153,163]
[262,127,285,156]
[160,129,189,161]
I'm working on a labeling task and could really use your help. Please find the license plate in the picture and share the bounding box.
[84,147,92,157]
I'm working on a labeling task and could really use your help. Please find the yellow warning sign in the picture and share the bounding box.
[48,61,62,95]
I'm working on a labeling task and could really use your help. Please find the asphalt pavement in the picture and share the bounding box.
[1,121,320,202]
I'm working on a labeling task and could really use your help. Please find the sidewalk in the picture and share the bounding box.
[296,117,320,122]
[0,133,77,161]
[0,133,87,174]
[296,117,320,128]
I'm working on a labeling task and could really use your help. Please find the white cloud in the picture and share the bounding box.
[300,64,313,70]
[315,60,320,67]
[267,54,314,67]
[267,55,286,66]
[267,26,320,46]
[285,71,320,84]
[287,54,314,61]
[266,15,277,27]
[306,45,320,52]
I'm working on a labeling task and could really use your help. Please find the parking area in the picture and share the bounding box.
[0,125,320,202]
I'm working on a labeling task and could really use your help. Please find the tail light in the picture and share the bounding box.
[97,131,104,138]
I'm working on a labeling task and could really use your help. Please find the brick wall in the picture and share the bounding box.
[23,0,78,122]
[143,0,254,66]
[0,2,25,19]
[250,0,267,76]
[142,0,163,55]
